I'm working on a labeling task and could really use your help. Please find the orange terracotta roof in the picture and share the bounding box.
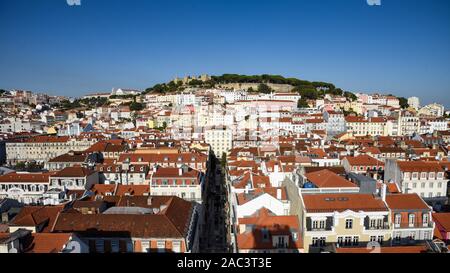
[52,166,96,177]
[236,209,302,250]
[302,193,388,213]
[385,194,430,210]
[397,161,444,173]
[305,169,357,188]
[10,206,65,232]
[24,233,73,253]
[433,213,450,231]
[0,172,52,183]
[344,155,384,167]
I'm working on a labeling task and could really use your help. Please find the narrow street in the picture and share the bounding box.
[199,154,229,253]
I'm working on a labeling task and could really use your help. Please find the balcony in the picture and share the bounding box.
[394,222,434,229]
[365,223,390,230]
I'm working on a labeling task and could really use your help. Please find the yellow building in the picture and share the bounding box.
[300,193,391,253]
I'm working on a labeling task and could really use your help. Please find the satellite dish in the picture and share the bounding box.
[65,241,81,253]
[9,247,18,253]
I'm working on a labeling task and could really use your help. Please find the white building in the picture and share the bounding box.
[384,160,448,209]
[205,127,233,156]
[408,97,420,110]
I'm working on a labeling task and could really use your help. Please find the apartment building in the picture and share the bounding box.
[96,164,149,185]
[323,111,346,135]
[205,127,233,156]
[150,166,204,203]
[300,193,391,253]
[345,116,386,137]
[385,194,434,244]
[398,110,420,136]
[5,136,96,165]
[0,172,51,204]
[384,160,448,209]
[236,208,303,253]
[52,196,200,253]
[49,166,99,191]
[118,152,208,172]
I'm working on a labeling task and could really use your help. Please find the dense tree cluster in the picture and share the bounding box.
[257,83,273,94]
[129,101,144,111]
[297,98,310,108]
[143,74,359,101]
[144,81,184,94]
[398,97,409,109]
[56,97,109,110]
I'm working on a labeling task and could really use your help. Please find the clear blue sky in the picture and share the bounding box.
[1,0,449,106]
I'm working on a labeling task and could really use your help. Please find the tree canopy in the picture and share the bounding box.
[398,97,409,109]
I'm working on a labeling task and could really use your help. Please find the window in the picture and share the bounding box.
[345,219,353,229]
[408,214,415,227]
[429,172,435,179]
[312,220,326,230]
[312,237,326,247]
[95,240,104,253]
[172,241,181,253]
[412,173,418,179]
[344,236,352,246]
[377,236,384,244]
[412,183,417,188]
[422,213,429,226]
[110,240,119,253]
[141,241,150,253]
[370,236,377,242]
[157,241,165,253]
[420,172,427,179]
[353,237,359,246]
[421,183,425,188]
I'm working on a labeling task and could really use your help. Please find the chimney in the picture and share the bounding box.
[381,183,387,202]
[179,168,183,176]
[274,164,279,173]
[276,188,282,200]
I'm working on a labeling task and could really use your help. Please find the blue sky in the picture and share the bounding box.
[0,0,449,106]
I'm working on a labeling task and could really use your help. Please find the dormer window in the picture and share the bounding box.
[422,213,429,226]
